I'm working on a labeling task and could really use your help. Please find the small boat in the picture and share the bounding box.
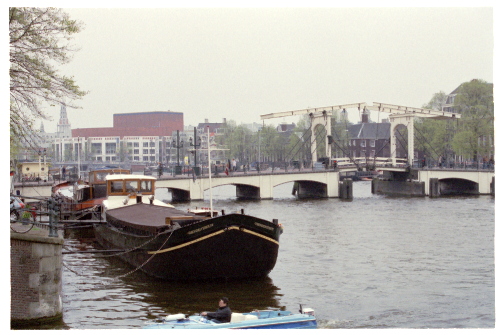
[143,307,317,329]
[94,174,283,280]
[52,168,130,220]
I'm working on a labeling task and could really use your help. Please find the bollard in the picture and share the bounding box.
[47,198,59,238]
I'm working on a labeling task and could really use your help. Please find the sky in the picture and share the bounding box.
[12,3,497,133]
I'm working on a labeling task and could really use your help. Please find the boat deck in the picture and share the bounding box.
[106,203,206,233]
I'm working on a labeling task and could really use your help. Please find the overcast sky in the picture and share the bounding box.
[37,5,494,132]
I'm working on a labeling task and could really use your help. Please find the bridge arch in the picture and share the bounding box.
[438,178,479,195]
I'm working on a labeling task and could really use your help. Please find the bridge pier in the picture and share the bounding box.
[372,171,425,197]
[339,179,353,199]
[429,178,440,198]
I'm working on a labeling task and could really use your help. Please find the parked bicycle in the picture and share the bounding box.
[10,196,35,233]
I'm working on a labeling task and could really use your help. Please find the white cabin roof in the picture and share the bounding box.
[105,174,157,181]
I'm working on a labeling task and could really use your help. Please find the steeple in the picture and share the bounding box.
[57,103,72,138]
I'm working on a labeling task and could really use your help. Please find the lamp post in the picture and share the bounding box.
[189,127,202,176]
[38,149,42,181]
[172,130,184,175]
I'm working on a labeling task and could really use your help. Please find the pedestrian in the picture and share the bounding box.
[62,166,66,179]
[232,158,237,172]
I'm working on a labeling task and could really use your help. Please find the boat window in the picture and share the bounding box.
[139,180,152,193]
[125,180,138,193]
[110,181,124,193]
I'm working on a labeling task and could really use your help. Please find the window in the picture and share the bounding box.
[150,142,155,147]
[370,139,375,147]
[143,149,148,154]
[134,142,139,147]
[150,149,155,154]
[361,140,366,147]
[143,142,149,147]
[143,156,148,161]
[140,180,152,193]
[125,180,138,192]
[110,181,123,193]
[134,149,139,154]
[134,156,139,161]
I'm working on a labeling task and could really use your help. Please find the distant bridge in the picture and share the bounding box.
[156,169,347,201]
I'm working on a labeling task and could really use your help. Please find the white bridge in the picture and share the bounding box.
[156,170,344,201]
[374,167,495,197]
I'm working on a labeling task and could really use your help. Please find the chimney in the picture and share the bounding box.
[362,109,370,123]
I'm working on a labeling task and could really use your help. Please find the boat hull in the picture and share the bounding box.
[144,313,317,329]
[94,210,282,280]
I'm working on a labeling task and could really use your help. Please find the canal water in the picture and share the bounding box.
[52,181,493,329]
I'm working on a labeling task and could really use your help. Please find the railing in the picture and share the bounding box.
[10,195,61,237]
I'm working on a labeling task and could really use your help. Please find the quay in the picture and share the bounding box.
[10,222,64,327]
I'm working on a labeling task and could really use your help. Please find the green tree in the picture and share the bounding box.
[451,79,494,161]
[10,7,86,150]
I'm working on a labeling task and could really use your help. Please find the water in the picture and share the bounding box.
[53,181,494,329]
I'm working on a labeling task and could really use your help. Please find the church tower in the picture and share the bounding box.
[57,103,72,138]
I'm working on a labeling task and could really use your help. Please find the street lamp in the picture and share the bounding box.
[172,130,184,175]
[189,127,202,176]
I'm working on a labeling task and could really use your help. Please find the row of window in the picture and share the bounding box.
[350,139,376,147]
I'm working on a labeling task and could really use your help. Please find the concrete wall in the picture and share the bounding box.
[11,231,64,327]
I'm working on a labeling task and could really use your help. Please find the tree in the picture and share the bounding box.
[10,7,86,150]
[451,79,494,161]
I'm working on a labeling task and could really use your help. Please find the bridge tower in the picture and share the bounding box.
[366,102,461,166]
[261,103,367,167]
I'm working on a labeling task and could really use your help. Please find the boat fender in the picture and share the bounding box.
[148,195,154,204]
[165,314,186,321]
[136,194,142,203]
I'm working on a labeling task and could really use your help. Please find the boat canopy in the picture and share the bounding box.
[89,169,131,185]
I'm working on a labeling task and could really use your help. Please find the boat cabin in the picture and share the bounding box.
[102,174,170,210]
[106,174,156,196]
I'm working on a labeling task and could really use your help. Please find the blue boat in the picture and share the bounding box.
[143,307,317,329]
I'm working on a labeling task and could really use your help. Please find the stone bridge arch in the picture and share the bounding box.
[437,177,479,195]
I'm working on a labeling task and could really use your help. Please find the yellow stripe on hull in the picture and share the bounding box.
[148,226,279,255]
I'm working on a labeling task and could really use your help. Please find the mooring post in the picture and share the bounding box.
[47,198,59,237]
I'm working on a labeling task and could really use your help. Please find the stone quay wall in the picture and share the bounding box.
[11,229,64,327]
